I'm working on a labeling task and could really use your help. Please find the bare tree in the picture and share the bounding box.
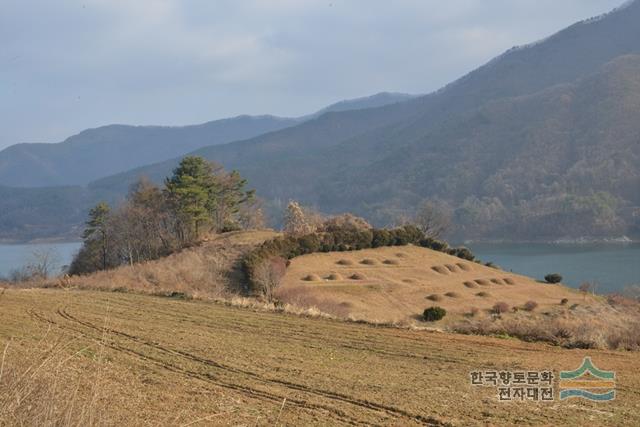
[579,282,593,300]
[10,248,61,282]
[252,256,287,300]
[283,201,316,236]
[413,201,452,239]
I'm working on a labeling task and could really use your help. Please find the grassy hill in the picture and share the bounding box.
[278,245,580,323]
[1,288,639,426]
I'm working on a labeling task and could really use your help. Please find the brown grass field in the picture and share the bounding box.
[278,245,587,323]
[1,289,639,426]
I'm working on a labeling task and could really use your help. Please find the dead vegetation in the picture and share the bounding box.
[0,333,107,426]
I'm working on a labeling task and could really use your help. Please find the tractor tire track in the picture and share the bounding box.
[28,309,370,427]
[54,307,448,426]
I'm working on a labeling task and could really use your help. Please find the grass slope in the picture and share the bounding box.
[278,245,584,323]
[1,289,638,426]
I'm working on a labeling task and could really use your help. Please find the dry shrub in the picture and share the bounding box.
[490,278,504,285]
[445,292,461,298]
[395,253,408,258]
[469,307,480,317]
[302,274,321,282]
[360,259,377,265]
[492,302,510,314]
[349,273,366,280]
[474,279,490,286]
[426,294,443,302]
[319,213,372,232]
[453,302,640,350]
[325,273,343,281]
[476,291,490,298]
[336,259,354,266]
[503,278,516,285]
[523,301,539,312]
[560,298,569,305]
[463,281,478,289]
[383,259,400,265]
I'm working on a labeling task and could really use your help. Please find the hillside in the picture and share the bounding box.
[87,1,640,238]
[278,245,581,323]
[0,93,413,188]
[3,1,640,241]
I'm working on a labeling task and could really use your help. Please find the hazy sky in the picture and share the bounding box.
[0,0,625,149]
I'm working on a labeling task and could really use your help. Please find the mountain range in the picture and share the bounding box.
[1,0,639,242]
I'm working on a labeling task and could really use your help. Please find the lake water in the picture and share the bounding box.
[467,243,640,294]
[0,242,81,279]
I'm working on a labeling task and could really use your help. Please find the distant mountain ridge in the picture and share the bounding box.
[2,1,640,241]
[0,92,415,187]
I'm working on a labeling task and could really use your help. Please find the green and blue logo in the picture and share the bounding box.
[559,357,615,401]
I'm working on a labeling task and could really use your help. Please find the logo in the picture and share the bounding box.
[559,357,616,401]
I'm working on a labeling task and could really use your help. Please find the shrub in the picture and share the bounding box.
[544,273,563,284]
[469,307,480,317]
[426,294,443,302]
[492,302,510,314]
[476,291,490,298]
[560,298,569,306]
[419,237,449,252]
[523,301,538,312]
[252,256,287,300]
[371,229,393,247]
[445,292,460,298]
[319,213,371,232]
[446,247,475,261]
[423,306,447,322]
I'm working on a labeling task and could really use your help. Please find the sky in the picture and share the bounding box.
[0,0,626,149]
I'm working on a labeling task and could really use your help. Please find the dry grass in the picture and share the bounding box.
[2,289,640,426]
[0,332,107,426]
[454,299,640,350]
[39,230,279,299]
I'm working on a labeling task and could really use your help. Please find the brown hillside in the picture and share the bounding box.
[278,245,592,323]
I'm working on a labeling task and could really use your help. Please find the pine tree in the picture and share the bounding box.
[164,156,213,241]
[82,202,111,270]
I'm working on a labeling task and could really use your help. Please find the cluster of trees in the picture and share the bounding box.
[70,156,261,275]
[243,202,474,299]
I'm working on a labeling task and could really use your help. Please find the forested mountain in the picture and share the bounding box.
[0,93,414,187]
[2,1,640,241]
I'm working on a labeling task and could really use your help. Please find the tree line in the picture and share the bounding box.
[70,156,262,274]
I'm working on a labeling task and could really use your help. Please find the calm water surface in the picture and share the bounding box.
[0,242,81,278]
[467,243,640,294]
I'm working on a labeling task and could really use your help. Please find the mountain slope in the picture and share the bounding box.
[0,93,415,187]
[3,1,640,241]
